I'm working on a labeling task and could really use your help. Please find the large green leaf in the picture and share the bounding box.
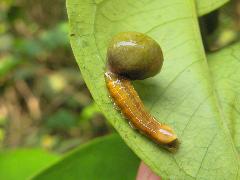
[32,134,140,180]
[0,149,59,180]
[67,0,239,179]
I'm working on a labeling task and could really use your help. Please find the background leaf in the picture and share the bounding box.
[67,0,240,179]
[32,134,140,180]
[0,149,59,180]
[196,0,229,16]
[208,42,240,151]
[0,55,20,78]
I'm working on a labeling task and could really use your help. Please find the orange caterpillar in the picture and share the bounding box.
[105,71,178,151]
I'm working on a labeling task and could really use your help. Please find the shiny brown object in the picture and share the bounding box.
[105,71,178,151]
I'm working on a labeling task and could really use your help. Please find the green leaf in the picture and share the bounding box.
[39,22,69,49]
[78,103,101,123]
[0,55,20,77]
[66,0,239,179]
[32,134,140,180]
[208,42,240,151]
[0,149,59,180]
[196,0,229,16]
[46,109,78,130]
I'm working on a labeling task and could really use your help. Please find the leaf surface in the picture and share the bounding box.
[32,134,140,180]
[208,42,240,151]
[0,149,59,180]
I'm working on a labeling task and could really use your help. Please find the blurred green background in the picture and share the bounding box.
[0,0,112,152]
[0,0,239,179]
